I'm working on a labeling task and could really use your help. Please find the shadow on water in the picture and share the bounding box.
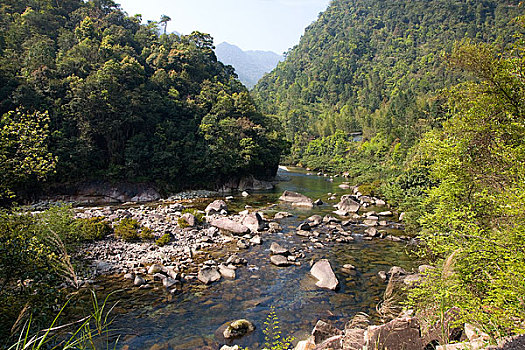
[82,167,417,350]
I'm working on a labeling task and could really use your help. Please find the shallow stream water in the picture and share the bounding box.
[82,167,417,350]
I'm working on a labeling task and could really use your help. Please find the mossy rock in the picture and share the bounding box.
[223,319,255,339]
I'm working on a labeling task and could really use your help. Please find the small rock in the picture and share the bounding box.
[205,200,228,215]
[271,255,292,267]
[148,264,164,275]
[250,235,262,245]
[314,199,323,206]
[134,275,146,286]
[223,319,255,339]
[241,191,250,197]
[219,265,236,279]
[274,212,292,219]
[198,267,221,284]
[270,242,289,255]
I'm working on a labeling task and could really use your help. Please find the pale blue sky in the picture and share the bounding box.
[116,0,331,54]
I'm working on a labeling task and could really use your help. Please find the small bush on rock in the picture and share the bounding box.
[75,217,112,241]
[156,234,171,247]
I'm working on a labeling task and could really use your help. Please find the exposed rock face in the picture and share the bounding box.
[219,175,274,192]
[210,217,250,235]
[205,200,228,215]
[335,195,360,213]
[310,259,339,290]
[197,266,221,284]
[367,317,422,350]
[46,181,161,204]
[312,320,343,345]
[279,190,314,208]
[223,319,255,339]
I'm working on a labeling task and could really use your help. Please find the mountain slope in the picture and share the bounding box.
[252,0,522,175]
[216,42,283,88]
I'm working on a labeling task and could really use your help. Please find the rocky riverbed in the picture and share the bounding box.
[65,168,428,349]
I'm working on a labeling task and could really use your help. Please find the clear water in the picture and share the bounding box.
[79,168,417,349]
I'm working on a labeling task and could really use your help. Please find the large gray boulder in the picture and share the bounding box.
[279,190,314,208]
[310,259,339,290]
[242,212,265,232]
[205,200,228,215]
[335,195,360,213]
[210,217,250,235]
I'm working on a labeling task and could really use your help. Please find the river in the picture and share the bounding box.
[81,167,416,350]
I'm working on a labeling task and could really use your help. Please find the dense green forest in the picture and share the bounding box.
[255,0,525,337]
[253,0,522,179]
[0,0,287,201]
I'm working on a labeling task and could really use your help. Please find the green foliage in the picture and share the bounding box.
[0,109,56,202]
[0,0,287,195]
[407,32,525,337]
[253,0,521,179]
[262,307,294,350]
[75,217,112,242]
[0,206,90,345]
[8,291,118,350]
[155,233,171,247]
[113,218,152,242]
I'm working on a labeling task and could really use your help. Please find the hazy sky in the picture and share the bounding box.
[116,0,331,54]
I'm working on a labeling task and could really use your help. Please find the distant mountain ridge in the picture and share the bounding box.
[215,42,283,89]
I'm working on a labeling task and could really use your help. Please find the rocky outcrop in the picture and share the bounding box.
[279,190,314,208]
[45,181,161,204]
[367,316,422,350]
[219,175,274,192]
[310,259,339,290]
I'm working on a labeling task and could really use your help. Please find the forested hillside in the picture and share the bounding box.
[253,0,522,178]
[0,0,286,200]
[255,0,525,335]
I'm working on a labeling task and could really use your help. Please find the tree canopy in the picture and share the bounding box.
[0,0,287,199]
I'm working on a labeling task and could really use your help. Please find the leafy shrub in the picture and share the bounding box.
[0,208,77,344]
[114,218,141,241]
[156,234,171,247]
[75,217,112,241]
[140,226,154,240]
[181,208,204,224]
[177,217,190,229]
[114,218,153,242]
[262,307,294,350]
